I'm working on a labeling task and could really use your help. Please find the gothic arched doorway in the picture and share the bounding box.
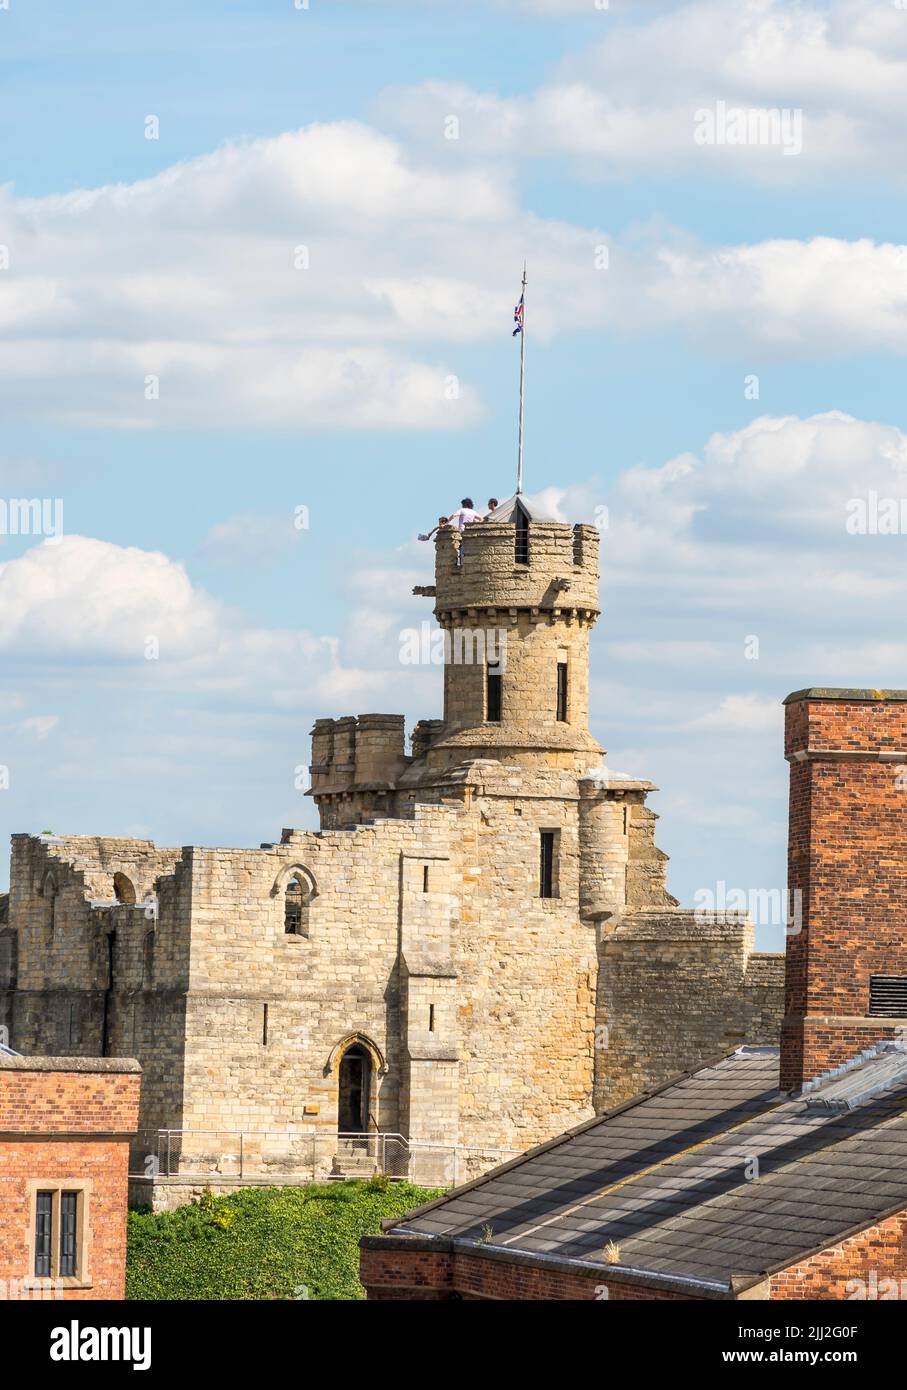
[337,1043,371,1136]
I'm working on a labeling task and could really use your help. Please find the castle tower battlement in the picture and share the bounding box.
[421,506,603,771]
[433,518,601,616]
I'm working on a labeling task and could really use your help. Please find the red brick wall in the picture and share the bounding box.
[360,1241,704,1300]
[363,1214,907,1301]
[360,1246,453,1300]
[0,1070,140,1134]
[0,1138,131,1300]
[770,1210,907,1300]
[0,1066,140,1301]
[782,693,907,1088]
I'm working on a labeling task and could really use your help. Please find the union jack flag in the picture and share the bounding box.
[512,293,524,336]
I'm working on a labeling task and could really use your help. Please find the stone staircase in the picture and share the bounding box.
[330,1141,378,1180]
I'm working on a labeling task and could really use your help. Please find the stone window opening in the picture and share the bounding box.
[556,660,569,722]
[101,930,117,1057]
[486,660,503,721]
[273,865,317,938]
[284,874,313,936]
[113,872,136,906]
[539,829,560,900]
[515,504,530,565]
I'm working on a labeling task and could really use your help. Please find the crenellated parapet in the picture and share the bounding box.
[433,519,600,619]
[309,713,410,827]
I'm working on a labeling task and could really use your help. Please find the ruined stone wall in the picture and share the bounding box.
[626,803,678,908]
[174,807,459,1159]
[595,910,784,1109]
[4,835,191,1147]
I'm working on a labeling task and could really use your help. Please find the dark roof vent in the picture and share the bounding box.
[869,975,907,1018]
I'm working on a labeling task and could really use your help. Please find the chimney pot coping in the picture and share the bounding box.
[784,687,907,704]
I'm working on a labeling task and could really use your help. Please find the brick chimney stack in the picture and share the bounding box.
[781,688,907,1090]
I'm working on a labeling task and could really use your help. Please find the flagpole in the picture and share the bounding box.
[517,262,527,496]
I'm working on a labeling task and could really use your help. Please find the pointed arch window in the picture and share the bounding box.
[285,874,312,936]
[272,865,316,938]
[113,873,136,906]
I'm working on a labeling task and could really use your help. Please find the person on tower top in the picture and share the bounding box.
[418,516,450,543]
[449,498,482,531]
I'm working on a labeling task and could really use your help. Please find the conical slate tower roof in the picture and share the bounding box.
[486,492,559,523]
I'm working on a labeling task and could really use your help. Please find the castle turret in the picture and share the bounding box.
[309,714,409,828]
[423,497,603,773]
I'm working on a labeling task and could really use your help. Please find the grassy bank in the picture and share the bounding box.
[127,1179,440,1301]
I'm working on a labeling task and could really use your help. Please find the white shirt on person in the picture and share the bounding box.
[452,508,481,531]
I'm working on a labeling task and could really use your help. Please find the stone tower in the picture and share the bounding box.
[424,499,603,773]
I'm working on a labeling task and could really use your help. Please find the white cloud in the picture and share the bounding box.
[199,512,305,569]
[0,537,221,659]
[0,533,436,718]
[19,716,59,741]
[542,410,907,917]
[687,694,781,732]
[0,122,509,431]
[5,115,906,441]
[376,0,907,183]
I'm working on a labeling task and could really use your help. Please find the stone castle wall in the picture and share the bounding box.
[1,836,190,1149]
[596,910,784,1108]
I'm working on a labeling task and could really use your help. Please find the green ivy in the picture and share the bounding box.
[126,1181,441,1301]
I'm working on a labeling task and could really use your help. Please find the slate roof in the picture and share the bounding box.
[385,1045,907,1293]
[487,493,559,524]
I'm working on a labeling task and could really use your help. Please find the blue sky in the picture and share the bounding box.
[3,0,907,946]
